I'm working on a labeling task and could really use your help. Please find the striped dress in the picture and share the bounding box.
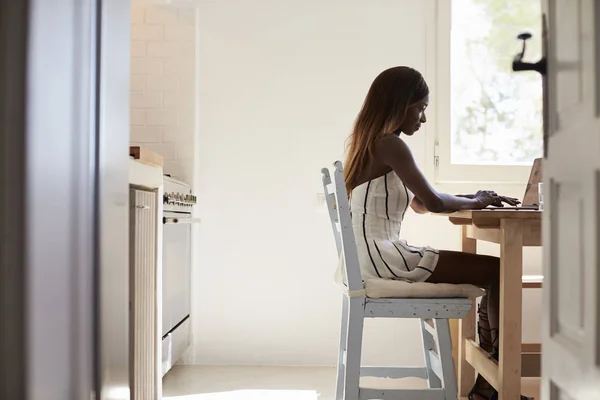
[350,170,439,282]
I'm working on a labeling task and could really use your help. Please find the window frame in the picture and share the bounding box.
[425,0,537,184]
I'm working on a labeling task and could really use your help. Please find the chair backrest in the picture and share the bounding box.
[321,161,363,291]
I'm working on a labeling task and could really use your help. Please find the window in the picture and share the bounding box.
[429,0,543,183]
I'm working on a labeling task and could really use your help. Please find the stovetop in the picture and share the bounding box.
[163,175,196,212]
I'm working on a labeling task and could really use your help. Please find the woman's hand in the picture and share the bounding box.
[498,195,520,206]
[473,191,521,208]
[473,190,499,208]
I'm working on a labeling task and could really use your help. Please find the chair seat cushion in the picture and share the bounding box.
[364,278,485,299]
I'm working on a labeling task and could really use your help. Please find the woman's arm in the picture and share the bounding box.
[410,197,429,214]
[411,193,518,214]
[457,193,520,205]
[375,135,495,213]
[412,194,483,214]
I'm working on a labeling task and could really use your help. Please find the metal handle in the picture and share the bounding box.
[163,217,201,225]
[512,14,549,159]
[135,205,150,210]
[512,32,547,75]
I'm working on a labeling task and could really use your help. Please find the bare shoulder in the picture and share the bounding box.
[373,134,413,159]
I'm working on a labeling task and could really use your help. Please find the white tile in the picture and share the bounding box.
[146,74,179,92]
[177,143,194,160]
[177,77,196,97]
[145,5,179,25]
[178,41,196,57]
[130,126,162,143]
[162,92,181,108]
[178,7,196,24]
[147,41,180,58]
[130,109,146,126]
[163,57,194,74]
[179,160,194,184]
[162,128,193,144]
[131,41,147,57]
[163,160,184,180]
[178,112,195,131]
[164,24,195,42]
[131,58,162,75]
[146,109,178,126]
[130,75,145,92]
[130,92,162,109]
[144,143,177,160]
[130,7,145,24]
[131,24,163,41]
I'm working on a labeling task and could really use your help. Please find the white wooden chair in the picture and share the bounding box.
[322,161,473,400]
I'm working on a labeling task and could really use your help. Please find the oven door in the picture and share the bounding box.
[162,211,195,338]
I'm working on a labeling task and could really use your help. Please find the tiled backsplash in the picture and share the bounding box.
[130,3,196,185]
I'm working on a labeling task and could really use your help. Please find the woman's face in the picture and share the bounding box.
[400,95,429,136]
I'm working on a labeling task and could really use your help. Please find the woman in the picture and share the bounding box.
[345,66,530,400]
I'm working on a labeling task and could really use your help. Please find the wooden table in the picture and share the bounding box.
[438,209,542,400]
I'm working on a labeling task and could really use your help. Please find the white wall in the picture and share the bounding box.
[191,0,542,366]
[130,3,196,184]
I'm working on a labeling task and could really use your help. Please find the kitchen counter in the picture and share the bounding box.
[129,158,163,188]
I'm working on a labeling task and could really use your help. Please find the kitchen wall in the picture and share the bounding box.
[129,2,196,184]
[191,0,542,366]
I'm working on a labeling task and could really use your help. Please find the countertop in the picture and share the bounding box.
[129,158,163,189]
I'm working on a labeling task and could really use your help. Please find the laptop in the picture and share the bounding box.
[489,157,542,210]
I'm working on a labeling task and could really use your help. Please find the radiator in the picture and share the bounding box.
[129,189,158,400]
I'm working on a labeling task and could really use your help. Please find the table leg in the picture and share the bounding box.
[450,319,459,370]
[498,219,523,400]
[458,301,476,397]
[455,225,477,397]
[461,225,477,254]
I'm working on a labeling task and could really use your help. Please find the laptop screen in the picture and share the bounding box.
[522,158,542,206]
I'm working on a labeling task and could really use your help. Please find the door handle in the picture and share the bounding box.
[512,32,547,75]
[163,217,201,225]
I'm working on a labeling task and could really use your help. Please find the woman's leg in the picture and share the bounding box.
[429,250,500,341]
[427,250,501,399]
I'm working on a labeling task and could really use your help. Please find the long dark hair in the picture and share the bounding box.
[345,66,429,194]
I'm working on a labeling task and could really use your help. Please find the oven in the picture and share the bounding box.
[161,176,198,375]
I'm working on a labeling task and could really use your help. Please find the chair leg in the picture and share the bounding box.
[343,297,365,400]
[420,319,442,388]
[335,295,349,400]
[434,319,458,400]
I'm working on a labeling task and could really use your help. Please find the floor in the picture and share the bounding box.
[162,366,540,400]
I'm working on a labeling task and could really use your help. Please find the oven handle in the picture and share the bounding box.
[163,217,201,225]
